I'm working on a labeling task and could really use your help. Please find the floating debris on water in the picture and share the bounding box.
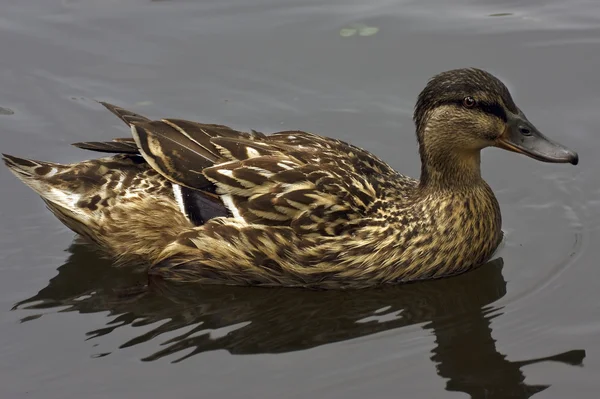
[340,23,379,37]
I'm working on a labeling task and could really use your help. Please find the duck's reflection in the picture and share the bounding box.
[15,241,584,398]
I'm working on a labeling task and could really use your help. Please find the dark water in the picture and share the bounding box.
[1,0,599,398]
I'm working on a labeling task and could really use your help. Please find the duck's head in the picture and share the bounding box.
[414,68,578,187]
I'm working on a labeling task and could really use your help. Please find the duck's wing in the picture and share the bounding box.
[73,103,248,224]
[149,131,413,285]
[128,119,254,190]
[75,102,257,190]
[200,131,410,236]
[88,103,410,234]
[125,122,397,235]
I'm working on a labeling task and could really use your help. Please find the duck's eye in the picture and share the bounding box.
[462,96,476,108]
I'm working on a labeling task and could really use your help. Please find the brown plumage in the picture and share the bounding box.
[2,68,578,288]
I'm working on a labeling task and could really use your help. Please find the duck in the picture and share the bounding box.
[2,68,579,289]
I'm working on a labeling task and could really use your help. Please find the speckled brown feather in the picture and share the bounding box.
[3,153,193,264]
[153,184,501,288]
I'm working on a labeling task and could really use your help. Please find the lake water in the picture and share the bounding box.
[1,0,599,398]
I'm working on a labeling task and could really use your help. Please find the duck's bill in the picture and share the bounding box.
[496,113,579,165]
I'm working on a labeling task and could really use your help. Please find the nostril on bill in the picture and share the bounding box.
[519,126,531,136]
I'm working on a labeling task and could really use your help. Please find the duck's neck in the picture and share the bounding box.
[418,134,484,191]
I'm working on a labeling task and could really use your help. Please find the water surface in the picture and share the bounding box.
[1,0,599,398]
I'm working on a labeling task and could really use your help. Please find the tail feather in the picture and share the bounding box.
[3,153,55,178]
[98,101,150,126]
[3,153,192,262]
[3,153,92,223]
[3,153,72,194]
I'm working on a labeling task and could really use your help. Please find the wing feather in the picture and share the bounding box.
[99,101,151,125]
[203,150,379,235]
[94,103,410,234]
[130,120,222,189]
[72,140,140,154]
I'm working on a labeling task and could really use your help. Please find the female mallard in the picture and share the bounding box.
[3,68,578,288]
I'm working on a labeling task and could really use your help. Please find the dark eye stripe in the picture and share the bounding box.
[445,99,507,122]
[478,102,507,122]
